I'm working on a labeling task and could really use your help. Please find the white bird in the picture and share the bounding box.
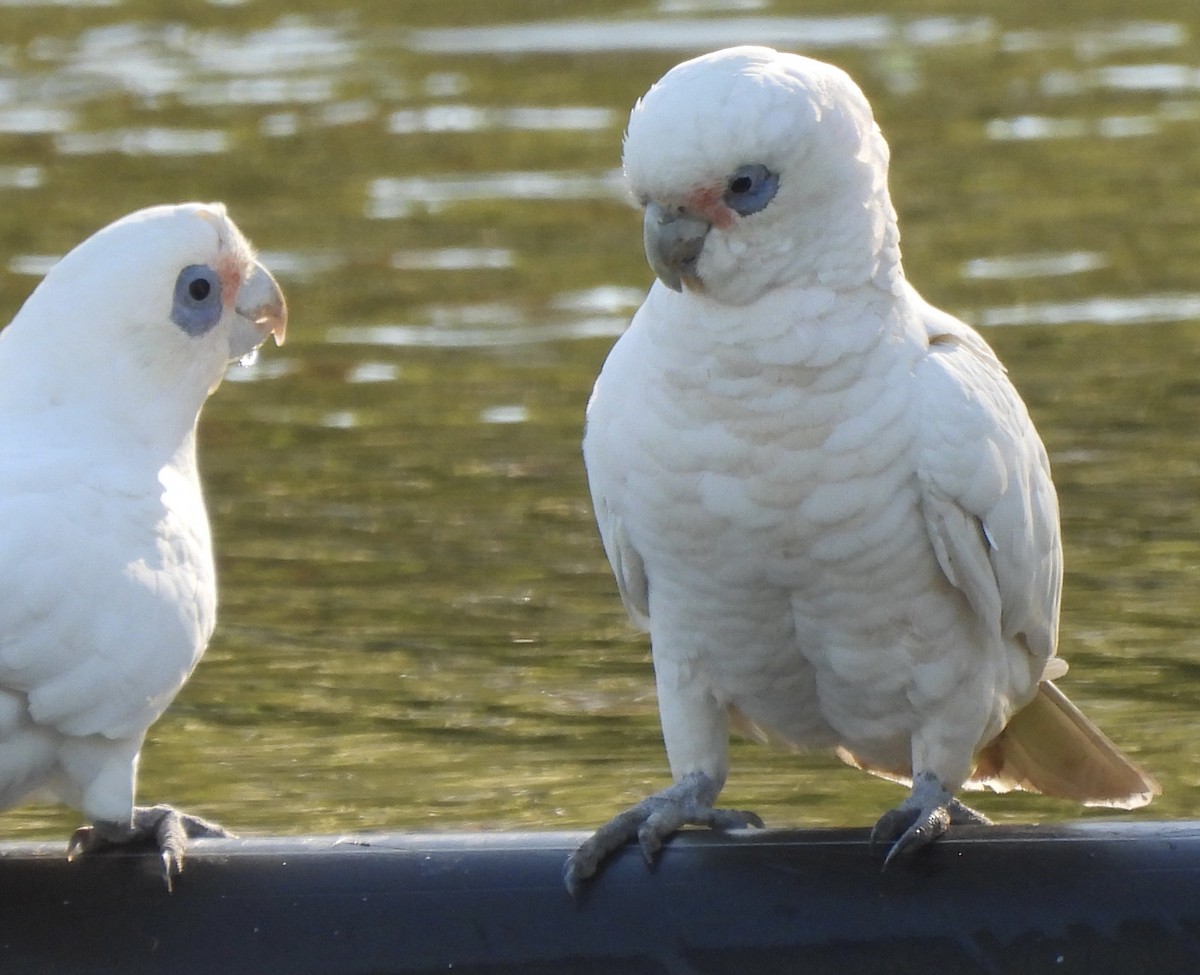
[567,46,1157,891]
[0,202,286,886]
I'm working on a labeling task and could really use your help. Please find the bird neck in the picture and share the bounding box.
[651,266,916,377]
[795,168,904,296]
[703,172,905,310]
[0,310,223,467]
[0,364,209,483]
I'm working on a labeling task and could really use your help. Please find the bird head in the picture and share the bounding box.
[622,46,898,306]
[0,202,287,439]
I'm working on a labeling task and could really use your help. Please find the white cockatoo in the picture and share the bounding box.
[0,202,286,886]
[567,46,1157,891]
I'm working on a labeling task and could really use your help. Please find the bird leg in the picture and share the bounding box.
[68,804,233,891]
[563,770,764,896]
[870,771,991,867]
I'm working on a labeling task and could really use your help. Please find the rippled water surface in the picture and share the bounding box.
[4,1,1200,841]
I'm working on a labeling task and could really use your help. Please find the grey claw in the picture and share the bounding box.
[871,772,988,867]
[66,804,233,892]
[563,852,591,902]
[874,803,952,868]
[704,808,765,830]
[563,771,764,897]
[947,798,992,826]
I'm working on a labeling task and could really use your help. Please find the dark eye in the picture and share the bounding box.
[729,174,754,195]
[724,163,779,216]
[171,264,223,337]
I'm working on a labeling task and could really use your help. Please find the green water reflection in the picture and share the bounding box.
[2,2,1200,841]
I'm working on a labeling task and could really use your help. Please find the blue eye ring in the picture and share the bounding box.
[724,164,779,217]
[171,264,223,337]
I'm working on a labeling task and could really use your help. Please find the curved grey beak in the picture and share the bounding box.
[235,260,288,348]
[643,201,710,292]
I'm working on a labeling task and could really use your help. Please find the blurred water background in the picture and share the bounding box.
[2,0,1200,842]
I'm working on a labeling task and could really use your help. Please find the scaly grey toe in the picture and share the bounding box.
[564,770,763,897]
[68,804,233,891]
[871,771,960,867]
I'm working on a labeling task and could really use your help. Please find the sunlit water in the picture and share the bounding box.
[2,2,1200,845]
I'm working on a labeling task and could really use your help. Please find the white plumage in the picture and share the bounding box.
[0,203,286,884]
[567,47,1156,890]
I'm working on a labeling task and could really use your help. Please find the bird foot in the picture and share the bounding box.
[563,770,763,898]
[68,804,234,891]
[870,772,991,867]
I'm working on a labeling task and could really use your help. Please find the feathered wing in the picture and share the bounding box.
[590,495,650,631]
[912,290,1061,661]
[909,289,1157,807]
[0,475,212,744]
[585,388,650,631]
[583,323,653,633]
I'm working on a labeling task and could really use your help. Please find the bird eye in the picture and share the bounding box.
[724,164,779,216]
[171,264,223,337]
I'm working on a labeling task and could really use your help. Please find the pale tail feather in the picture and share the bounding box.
[734,686,1159,811]
[969,681,1159,809]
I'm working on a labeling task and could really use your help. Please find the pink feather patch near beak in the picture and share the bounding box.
[217,255,243,308]
[684,186,736,230]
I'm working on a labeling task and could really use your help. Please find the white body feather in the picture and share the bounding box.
[586,273,1057,793]
[0,432,214,821]
[583,47,1150,808]
[0,202,284,827]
